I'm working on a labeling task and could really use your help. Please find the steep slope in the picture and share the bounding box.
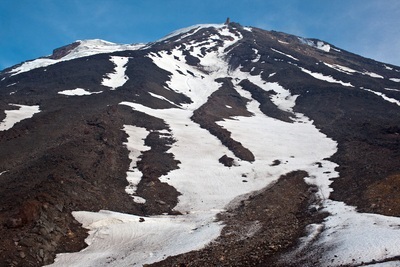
[0,22,399,266]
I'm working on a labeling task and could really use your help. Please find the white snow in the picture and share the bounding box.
[148,92,179,107]
[122,125,150,203]
[278,40,289,44]
[251,48,261,63]
[385,88,400,92]
[0,104,40,131]
[271,48,299,61]
[384,65,393,71]
[389,78,400,82]
[299,38,330,52]
[243,26,253,32]
[316,41,330,52]
[8,40,144,76]
[58,88,102,96]
[299,67,354,87]
[324,63,387,80]
[323,62,357,74]
[361,88,400,106]
[0,171,7,176]
[102,56,129,89]
[6,82,17,87]
[364,71,384,79]
[314,201,400,266]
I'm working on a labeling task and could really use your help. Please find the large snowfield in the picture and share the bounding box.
[2,24,399,266]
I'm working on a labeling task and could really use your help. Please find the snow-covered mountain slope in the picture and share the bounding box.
[5,39,144,76]
[0,22,400,267]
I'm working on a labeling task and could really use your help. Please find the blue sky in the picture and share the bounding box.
[1,0,400,70]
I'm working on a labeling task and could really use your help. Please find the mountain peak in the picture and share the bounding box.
[156,23,226,42]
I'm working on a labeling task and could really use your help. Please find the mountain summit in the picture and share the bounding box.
[0,22,399,266]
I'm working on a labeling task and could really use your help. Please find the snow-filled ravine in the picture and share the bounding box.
[48,26,400,267]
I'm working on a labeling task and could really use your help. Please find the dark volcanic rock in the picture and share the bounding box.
[219,155,234,167]
[49,42,80,60]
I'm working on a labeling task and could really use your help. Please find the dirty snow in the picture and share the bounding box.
[123,125,150,204]
[0,104,40,131]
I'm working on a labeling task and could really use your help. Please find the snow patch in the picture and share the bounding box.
[6,82,17,87]
[316,41,330,52]
[385,88,400,92]
[278,40,289,44]
[316,201,400,266]
[323,62,357,74]
[49,210,221,267]
[299,67,354,87]
[102,56,129,90]
[361,88,400,106]
[384,65,393,71]
[123,125,150,203]
[363,71,384,79]
[243,26,252,32]
[148,92,179,106]
[271,48,299,61]
[0,104,40,131]
[251,48,261,63]
[58,88,102,96]
[389,78,400,82]
[299,38,330,52]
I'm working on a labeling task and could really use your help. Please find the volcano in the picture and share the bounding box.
[0,21,399,267]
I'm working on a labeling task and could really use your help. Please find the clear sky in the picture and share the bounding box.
[1,0,400,70]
